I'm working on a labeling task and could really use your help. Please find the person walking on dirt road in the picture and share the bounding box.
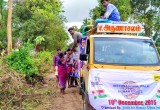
[58,52,68,94]
[53,48,61,88]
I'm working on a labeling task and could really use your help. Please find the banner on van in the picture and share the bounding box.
[88,69,160,110]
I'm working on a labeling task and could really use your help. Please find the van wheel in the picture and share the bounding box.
[83,92,89,110]
[83,92,93,110]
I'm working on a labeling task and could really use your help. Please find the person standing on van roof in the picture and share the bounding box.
[68,27,82,55]
[92,0,121,33]
[100,0,120,21]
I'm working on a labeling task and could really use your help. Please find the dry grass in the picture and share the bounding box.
[0,59,56,110]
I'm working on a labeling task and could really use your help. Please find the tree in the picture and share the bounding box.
[0,0,5,20]
[12,0,69,51]
[7,0,12,54]
[72,26,79,31]
[82,18,92,26]
[130,0,160,37]
[34,36,45,45]
[155,37,160,54]
[0,0,3,19]
[88,0,160,38]
[0,0,7,50]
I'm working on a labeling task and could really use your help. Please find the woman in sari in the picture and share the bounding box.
[58,52,68,94]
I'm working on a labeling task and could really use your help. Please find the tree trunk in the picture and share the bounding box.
[7,0,12,54]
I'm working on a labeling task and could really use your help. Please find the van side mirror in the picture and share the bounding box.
[80,54,88,61]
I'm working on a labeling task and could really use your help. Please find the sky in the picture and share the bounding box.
[62,0,98,29]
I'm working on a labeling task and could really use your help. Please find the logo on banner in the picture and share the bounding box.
[92,90,107,99]
[156,89,160,98]
[121,81,140,100]
[91,73,103,87]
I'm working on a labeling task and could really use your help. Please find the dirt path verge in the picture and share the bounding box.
[47,74,83,110]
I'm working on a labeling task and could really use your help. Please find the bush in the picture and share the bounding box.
[35,51,53,73]
[156,47,160,54]
[36,51,52,64]
[6,42,40,84]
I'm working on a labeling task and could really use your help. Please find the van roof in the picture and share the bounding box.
[89,34,151,40]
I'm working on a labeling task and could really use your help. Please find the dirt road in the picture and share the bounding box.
[47,74,83,110]
[51,87,83,110]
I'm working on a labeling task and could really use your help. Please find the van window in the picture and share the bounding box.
[94,37,159,65]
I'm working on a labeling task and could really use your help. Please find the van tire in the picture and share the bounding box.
[83,92,93,110]
[83,92,89,110]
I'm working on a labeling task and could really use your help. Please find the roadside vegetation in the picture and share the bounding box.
[0,42,56,109]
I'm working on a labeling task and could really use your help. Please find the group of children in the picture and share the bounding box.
[53,48,79,95]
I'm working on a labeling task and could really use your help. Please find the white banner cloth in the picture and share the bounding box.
[88,69,160,110]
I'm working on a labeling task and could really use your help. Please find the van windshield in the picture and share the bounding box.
[94,37,159,65]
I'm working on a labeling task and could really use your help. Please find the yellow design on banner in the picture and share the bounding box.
[152,74,160,82]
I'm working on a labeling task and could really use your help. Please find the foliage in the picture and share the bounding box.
[0,60,55,110]
[130,0,160,37]
[89,5,105,21]
[155,38,160,54]
[34,35,45,45]
[36,51,52,65]
[1,0,69,51]
[35,51,52,74]
[156,47,160,54]
[0,24,7,49]
[0,1,7,49]
[82,18,93,26]
[5,41,39,83]
[12,0,69,51]
[0,0,6,20]
[71,25,79,31]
